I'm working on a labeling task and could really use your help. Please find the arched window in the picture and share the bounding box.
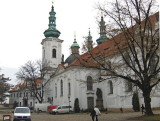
[19,93,21,97]
[125,81,132,92]
[108,81,113,94]
[87,76,93,90]
[52,49,56,58]
[60,80,63,96]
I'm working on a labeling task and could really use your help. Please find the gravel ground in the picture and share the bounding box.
[0,110,160,121]
[31,112,147,121]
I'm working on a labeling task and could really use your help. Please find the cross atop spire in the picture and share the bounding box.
[52,0,54,5]
[74,31,76,42]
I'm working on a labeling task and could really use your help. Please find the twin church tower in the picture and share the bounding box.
[41,3,108,70]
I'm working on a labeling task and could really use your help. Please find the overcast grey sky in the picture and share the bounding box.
[0,0,106,84]
[0,0,159,84]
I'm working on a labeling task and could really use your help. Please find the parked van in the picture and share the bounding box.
[51,105,73,114]
[47,105,59,114]
[35,103,50,112]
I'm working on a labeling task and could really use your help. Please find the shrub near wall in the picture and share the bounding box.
[132,92,140,112]
[74,98,80,113]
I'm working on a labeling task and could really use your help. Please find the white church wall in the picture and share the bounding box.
[42,37,63,68]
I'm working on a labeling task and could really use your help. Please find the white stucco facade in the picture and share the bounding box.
[9,6,160,112]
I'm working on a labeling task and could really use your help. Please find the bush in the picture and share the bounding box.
[74,98,80,113]
[132,92,140,112]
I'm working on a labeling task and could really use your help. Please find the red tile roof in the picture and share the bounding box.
[67,12,159,68]
[9,78,42,92]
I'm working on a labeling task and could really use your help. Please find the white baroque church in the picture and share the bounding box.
[10,4,160,112]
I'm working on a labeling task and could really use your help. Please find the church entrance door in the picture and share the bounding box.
[23,99,28,106]
[87,97,94,111]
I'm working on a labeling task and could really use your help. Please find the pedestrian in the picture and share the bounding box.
[94,106,101,121]
[90,108,96,121]
[141,104,145,115]
[37,108,39,114]
[120,107,123,113]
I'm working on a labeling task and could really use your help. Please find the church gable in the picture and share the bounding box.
[54,64,65,75]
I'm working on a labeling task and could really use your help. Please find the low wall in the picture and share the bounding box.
[0,104,13,108]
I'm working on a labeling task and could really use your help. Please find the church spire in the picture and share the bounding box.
[96,15,108,45]
[71,33,80,54]
[87,28,93,51]
[44,3,60,38]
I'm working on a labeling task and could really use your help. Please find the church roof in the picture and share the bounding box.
[67,12,159,68]
[65,54,80,65]
[9,78,42,92]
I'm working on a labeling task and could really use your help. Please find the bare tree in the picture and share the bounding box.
[16,60,53,103]
[0,73,11,103]
[88,0,159,115]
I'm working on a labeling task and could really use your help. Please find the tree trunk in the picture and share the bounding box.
[143,92,154,115]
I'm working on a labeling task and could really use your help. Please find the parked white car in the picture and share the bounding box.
[51,105,73,114]
[13,107,31,121]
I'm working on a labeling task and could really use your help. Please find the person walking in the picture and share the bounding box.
[141,104,145,115]
[37,108,39,114]
[94,106,101,121]
[90,108,96,121]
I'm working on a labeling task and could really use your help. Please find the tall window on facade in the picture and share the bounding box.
[30,102,32,107]
[26,92,28,97]
[60,80,63,96]
[43,49,45,59]
[87,76,93,90]
[125,81,132,92]
[30,92,32,97]
[108,81,113,94]
[55,84,57,97]
[150,54,157,73]
[52,49,56,58]
[68,82,71,96]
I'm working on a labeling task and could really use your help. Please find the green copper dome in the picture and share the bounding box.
[71,41,79,47]
[44,5,60,38]
[96,16,108,44]
[71,37,79,47]
[65,36,80,64]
